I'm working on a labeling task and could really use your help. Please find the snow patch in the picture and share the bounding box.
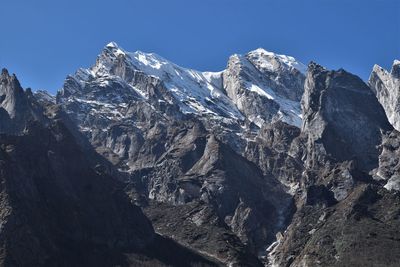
[246,82,275,100]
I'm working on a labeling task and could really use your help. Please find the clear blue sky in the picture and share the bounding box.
[1,0,399,93]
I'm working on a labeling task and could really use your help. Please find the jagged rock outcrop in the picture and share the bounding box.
[369,60,400,131]
[367,61,400,191]
[244,121,304,195]
[375,130,400,191]
[302,62,392,173]
[0,69,46,133]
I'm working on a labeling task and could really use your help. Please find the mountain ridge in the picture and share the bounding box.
[57,42,306,128]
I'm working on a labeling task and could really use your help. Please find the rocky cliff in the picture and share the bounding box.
[369,60,400,131]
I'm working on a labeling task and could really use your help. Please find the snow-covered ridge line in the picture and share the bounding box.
[60,41,307,128]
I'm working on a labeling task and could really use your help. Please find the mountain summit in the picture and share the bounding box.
[58,42,306,129]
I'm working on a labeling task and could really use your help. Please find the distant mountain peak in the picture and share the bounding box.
[1,68,9,76]
[106,41,120,49]
[251,47,276,55]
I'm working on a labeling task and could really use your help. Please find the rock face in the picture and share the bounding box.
[244,121,304,195]
[375,130,400,191]
[369,60,400,131]
[302,63,392,172]
[268,63,400,267]
[0,69,46,133]
[271,184,400,267]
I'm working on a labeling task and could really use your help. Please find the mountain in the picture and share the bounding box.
[53,43,310,265]
[3,42,400,266]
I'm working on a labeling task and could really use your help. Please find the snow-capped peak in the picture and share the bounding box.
[104,42,126,57]
[252,48,277,57]
[106,41,119,49]
[247,48,307,74]
[373,64,383,72]
[77,42,244,120]
[62,42,307,129]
